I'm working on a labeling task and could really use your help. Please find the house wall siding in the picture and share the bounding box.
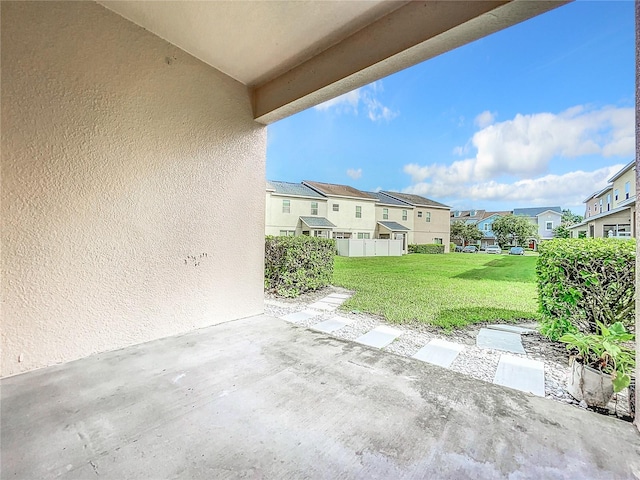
[1,2,266,376]
[325,198,376,237]
[374,205,414,243]
[265,193,328,236]
[412,209,450,251]
[611,168,636,209]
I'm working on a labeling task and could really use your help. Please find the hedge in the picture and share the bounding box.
[536,238,635,340]
[408,243,445,254]
[265,236,335,297]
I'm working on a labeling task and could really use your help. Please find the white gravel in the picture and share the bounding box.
[264,287,632,420]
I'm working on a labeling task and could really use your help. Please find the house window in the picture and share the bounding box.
[282,199,290,213]
[311,202,318,215]
[434,238,443,244]
[606,194,611,211]
[484,223,489,231]
[599,199,603,213]
[453,211,460,217]
[545,221,553,230]
[382,208,388,220]
[279,230,295,236]
[425,212,431,223]
[625,181,630,199]
[470,210,476,217]
[314,230,326,238]
[333,203,339,212]
[402,210,407,221]
[357,232,370,239]
[614,189,619,201]
[356,206,362,218]
[332,232,352,239]
[417,211,422,218]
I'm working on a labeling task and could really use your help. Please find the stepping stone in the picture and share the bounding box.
[308,301,337,311]
[311,316,353,334]
[281,309,319,324]
[355,325,402,349]
[320,296,346,305]
[412,339,464,368]
[476,328,525,354]
[326,293,351,299]
[486,324,535,335]
[493,355,545,397]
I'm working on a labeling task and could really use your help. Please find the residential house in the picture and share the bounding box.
[476,211,512,248]
[265,181,333,238]
[381,192,451,252]
[303,181,378,240]
[366,191,414,251]
[513,207,562,248]
[2,0,567,379]
[570,161,636,239]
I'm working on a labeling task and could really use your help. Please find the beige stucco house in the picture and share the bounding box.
[367,191,414,251]
[570,161,636,239]
[2,0,569,379]
[381,192,451,252]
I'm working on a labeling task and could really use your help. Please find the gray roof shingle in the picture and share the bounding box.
[380,191,450,209]
[513,206,561,217]
[267,180,325,198]
[377,221,410,231]
[365,191,412,206]
[299,216,336,228]
[304,181,376,199]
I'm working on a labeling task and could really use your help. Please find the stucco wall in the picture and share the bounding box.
[412,209,451,251]
[265,193,328,236]
[1,2,266,376]
[325,198,376,237]
[612,168,636,209]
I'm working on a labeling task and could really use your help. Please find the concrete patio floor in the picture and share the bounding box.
[2,315,639,479]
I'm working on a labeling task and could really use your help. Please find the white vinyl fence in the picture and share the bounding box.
[335,239,403,257]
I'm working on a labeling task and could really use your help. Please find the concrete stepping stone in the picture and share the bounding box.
[320,296,346,305]
[326,293,351,299]
[281,309,319,324]
[476,328,525,354]
[308,301,337,311]
[412,339,464,368]
[355,325,402,349]
[493,354,545,397]
[486,324,535,335]
[311,316,353,334]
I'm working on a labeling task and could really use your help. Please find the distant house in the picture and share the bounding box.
[381,192,451,252]
[265,181,333,238]
[476,212,511,248]
[366,191,413,252]
[569,161,636,239]
[513,206,562,248]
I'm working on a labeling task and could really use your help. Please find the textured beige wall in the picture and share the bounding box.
[325,198,376,237]
[1,2,266,376]
[612,168,635,209]
[265,193,328,236]
[412,209,451,251]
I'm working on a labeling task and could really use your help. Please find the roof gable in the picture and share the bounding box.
[380,191,450,209]
[513,206,561,217]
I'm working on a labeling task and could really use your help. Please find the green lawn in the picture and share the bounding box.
[333,254,539,329]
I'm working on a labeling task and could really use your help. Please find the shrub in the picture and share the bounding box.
[265,236,335,297]
[449,242,456,253]
[537,238,635,340]
[408,244,445,254]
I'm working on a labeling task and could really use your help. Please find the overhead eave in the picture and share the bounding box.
[252,1,568,124]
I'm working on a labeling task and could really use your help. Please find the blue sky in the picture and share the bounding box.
[266,1,634,215]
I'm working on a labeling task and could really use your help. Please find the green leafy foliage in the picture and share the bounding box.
[560,321,635,392]
[408,244,445,254]
[537,238,635,339]
[265,236,335,297]
[552,224,571,239]
[450,221,482,246]
[491,214,538,247]
[561,209,583,226]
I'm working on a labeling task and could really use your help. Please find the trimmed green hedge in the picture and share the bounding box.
[408,243,445,254]
[265,236,335,297]
[537,238,635,340]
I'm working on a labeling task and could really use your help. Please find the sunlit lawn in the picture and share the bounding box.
[333,253,539,329]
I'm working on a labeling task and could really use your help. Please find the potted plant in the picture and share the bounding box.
[560,321,635,407]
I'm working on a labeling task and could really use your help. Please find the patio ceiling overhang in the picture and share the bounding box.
[99,1,568,125]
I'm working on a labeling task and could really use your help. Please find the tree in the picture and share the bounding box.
[552,224,571,238]
[491,214,538,247]
[561,209,583,226]
[450,221,482,246]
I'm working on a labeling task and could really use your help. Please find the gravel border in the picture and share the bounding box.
[264,287,632,421]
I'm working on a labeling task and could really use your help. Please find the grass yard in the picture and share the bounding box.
[333,254,539,329]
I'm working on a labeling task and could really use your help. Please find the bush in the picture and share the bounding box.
[408,244,445,254]
[537,238,635,340]
[265,236,335,297]
[449,242,456,253]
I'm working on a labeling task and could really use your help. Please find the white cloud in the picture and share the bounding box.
[313,82,398,123]
[346,168,363,180]
[404,165,624,209]
[474,110,496,128]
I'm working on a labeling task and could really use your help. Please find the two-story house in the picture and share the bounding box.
[265,181,334,238]
[380,192,451,252]
[303,181,378,240]
[476,211,511,249]
[513,206,562,248]
[366,191,414,251]
[570,161,636,239]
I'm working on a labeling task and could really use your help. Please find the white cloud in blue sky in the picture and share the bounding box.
[346,168,362,180]
[313,81,398,123]
[474,110,496,128]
